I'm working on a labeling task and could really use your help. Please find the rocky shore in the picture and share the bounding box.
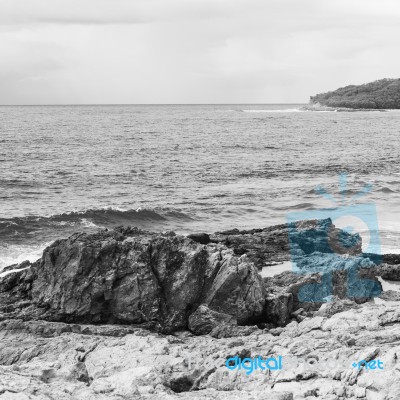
[301,104,387,112]
[0,220,400,399]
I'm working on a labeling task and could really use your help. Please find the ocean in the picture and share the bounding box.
[1,104,400,270]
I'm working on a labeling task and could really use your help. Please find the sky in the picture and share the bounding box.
[1,0,400,104]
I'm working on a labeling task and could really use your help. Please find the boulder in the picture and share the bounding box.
[0,227,265,333]
[187,233,210,245]
[188,305,236,335]
[377,263,400,280]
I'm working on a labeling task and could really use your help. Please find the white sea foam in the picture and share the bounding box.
[242,109,301,113]
[261,261,293,277]
[0,266,30,279]
[0,242,51,272]
[80,218,100,228]
[378,277,400,292]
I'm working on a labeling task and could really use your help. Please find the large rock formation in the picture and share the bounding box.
[1,220,400,398]
[0,227,266,334]
[309,78,400,109]
[0,219,383,334]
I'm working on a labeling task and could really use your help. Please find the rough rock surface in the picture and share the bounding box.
[0,220,399,398]
[0,219,375,332]
[210,218,362,270]
[0,299,400,399]
[0,227,266,333]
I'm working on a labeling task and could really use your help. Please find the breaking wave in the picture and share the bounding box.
[0,207,193,243]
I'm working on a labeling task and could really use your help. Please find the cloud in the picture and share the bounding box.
[0,0,233,26]
[0,0,400,103]
[0,0,147,26]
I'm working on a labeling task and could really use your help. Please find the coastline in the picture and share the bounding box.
[1,220,400,398]
[301,104,389,112]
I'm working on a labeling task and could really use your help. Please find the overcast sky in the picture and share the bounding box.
[1,0,400,104]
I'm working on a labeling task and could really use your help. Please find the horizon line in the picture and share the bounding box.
[0,102,308,107]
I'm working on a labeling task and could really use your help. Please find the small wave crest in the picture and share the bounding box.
[0,207,193,243]
[272,202,317,211]
[0,207,194,270]
[376,187,395,193]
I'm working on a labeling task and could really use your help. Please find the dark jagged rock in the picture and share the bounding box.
[0,219,384,335]
[263,272,326,325]
[187,233,210,245]
[374,263,400,281]
[188,305,237,335]
[0,228,265,333]
[382,254,400,265]
[211,223,291,270]
[211,218,361,271]
[309,78,400,109]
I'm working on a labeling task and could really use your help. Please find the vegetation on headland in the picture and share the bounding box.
[309,78,400,109]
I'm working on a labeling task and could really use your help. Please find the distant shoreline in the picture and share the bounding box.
[301,104,388,112]
[309,78,400,109]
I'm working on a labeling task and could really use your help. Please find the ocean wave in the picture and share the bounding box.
[376,187,395,193]
[0,207,194,243]
[271,202,318,211]
[0,207,194,270]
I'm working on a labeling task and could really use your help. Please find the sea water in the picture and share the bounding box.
[1,104,400,269]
